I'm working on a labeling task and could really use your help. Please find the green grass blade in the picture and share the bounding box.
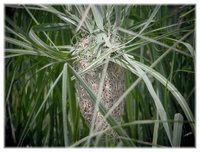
[91,5,104,31]
[117,27,192,57]
[152,112,159,147]
[38,5,77,26]
[29,28,62,60]
[113,6,120,28]
[62,63,69,146]
[5,49,39,56]
[131,60,195,133]
[24,5,60,52]
[172,113,184,147]
[32,23,70,32]
[119,5,160,46]
[139,5,160,34]
[167,37,195,58]
[28,24,71,60]
[5,26,31,44]
[123,54,172,145]
[5,68,17,143]
[114,55,194,135]
[5,37,33,50]
[18,71,63,145]
[76,5,91,32]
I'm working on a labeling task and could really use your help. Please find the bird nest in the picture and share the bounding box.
[74,34,125,137]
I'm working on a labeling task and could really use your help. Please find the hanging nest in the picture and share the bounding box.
[74,34,125,137]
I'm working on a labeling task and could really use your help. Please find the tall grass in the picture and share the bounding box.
[5,5,195,147]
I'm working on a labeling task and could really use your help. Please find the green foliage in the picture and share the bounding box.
[5,5,195,147]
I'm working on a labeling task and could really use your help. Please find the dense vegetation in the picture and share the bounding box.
[5,5,195,147]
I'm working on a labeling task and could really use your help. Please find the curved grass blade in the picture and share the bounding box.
[117,56,194,133]
[5,26,31,44]
[5,37,33,50]
[167,37,195,58]
[128,59,195,133]
[24,6,60,52]
[123,54,172,145]
[101,32,193,131]
[117,27,192,57]
[139,5,160,34]
[29,27,69,61]
[118,5,160,46]
[38,5,77,26]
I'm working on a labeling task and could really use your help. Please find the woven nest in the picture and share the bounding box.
[74,34,125,137]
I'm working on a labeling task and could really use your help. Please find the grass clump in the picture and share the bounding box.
[5,4,195,147]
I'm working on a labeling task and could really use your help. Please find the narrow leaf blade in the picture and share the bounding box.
[91,5,104,31]
[172,113,184,147]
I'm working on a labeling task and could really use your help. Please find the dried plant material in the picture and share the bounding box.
[75,57,124,136]
[73,34,125,137]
